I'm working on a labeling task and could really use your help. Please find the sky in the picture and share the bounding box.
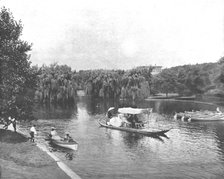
[1,0,224,70]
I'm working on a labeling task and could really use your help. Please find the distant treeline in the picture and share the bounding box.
[33,64,153,103]
[34,58,224,105]
[1,7,224,121]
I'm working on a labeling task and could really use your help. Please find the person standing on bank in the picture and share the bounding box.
[30,125,37,142]
[3,118,9,130]
[11,118,17,132]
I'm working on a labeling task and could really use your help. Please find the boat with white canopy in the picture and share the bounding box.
[99,107,171,136]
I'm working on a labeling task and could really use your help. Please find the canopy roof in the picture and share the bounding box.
[118,107,152,114]
[107,107,115,112]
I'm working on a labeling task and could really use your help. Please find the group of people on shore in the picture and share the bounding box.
[1,117,73,143]
[1,116,37,142]
[1,116,17,132]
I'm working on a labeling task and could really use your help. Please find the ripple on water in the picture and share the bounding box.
[25,99,224,178]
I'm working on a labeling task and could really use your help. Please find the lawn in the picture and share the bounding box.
[0,129,69,179]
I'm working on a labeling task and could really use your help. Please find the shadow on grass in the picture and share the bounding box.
[0,129,28,143]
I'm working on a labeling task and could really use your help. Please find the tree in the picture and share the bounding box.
[218,56,224,64]
[34,63,78,104]
[0,7,37,120]
[185,66,210,94]
[152,69,177,97]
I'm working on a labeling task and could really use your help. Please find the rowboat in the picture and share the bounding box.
[175,109,224,121]
[175,95,196,100]
[99,119,170,136]
[50,139,78,150]
[45,135,78,151]
[101,107,170,136]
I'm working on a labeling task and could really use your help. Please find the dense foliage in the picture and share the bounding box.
[80,67,152,100]
[84,70,122,98]
[120,66,152,100]
[2,6,224,124]
[33,66,153,102]
[35,59,224,101]
[34,63,78,103]
[0,7,38,120]
[151,61,224,97]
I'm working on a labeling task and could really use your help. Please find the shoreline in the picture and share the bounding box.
[0,125,81,179]
[36,142,81,179]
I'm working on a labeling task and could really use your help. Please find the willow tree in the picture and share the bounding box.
[120,66,152,100]
[0,7,37,120]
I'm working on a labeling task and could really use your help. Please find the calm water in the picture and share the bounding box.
[31,96,224,179]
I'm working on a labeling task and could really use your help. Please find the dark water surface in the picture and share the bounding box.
[31,97,224,179]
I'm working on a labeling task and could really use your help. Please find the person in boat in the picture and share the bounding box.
[107,110,113,119]
[119,114,131,127]
[63,133,73,142]
[127,114,136,128]
[133,114,139,122]
[50,127,61,140]
[30,124,37,142]
[106,107,115,125]
[132,114,143,128]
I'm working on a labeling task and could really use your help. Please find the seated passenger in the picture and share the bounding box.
[107,110,113,119]
[133,114,139,123]
[126,114,135,128]
[50,127,61,140]
[119,114,131,127]
[64,133,73,142]
[109,116,123,127]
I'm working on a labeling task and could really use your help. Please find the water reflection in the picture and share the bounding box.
[32,97,224,179]
[207,122,224,161]
[122,133,165,147]
[80,96,120,115]
[33,102,77,119]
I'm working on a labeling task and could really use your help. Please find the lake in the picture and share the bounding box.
[30,96,224,179]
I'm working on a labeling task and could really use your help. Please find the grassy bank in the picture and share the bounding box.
[0,129,69,179]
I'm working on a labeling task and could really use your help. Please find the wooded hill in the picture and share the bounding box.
[152,58,224,97]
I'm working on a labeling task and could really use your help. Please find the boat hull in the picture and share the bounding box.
[98,119,170,136]
[176,111,224,121]
[46,136,78,151]
[51,140,78,150]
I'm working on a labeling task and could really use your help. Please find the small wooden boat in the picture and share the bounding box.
[50,139,78,150]
[101,107,171,136]
[99,119,170,136]
[45,135,78,151]
[175,109,224,121]
[175,95,196,100]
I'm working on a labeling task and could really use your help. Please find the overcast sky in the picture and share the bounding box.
[1,0,224,70]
